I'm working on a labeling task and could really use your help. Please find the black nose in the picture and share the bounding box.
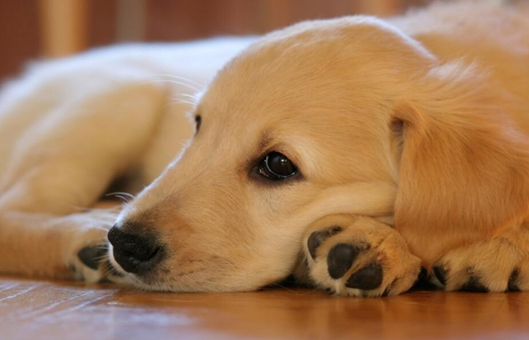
[108,225,162,274]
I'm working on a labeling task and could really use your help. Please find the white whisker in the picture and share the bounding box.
[171,97,198,107]
[106,192,135,204]
[154,73,203,89]
[140,78,201,93]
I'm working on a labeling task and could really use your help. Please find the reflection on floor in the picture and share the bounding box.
[0,276,527,340]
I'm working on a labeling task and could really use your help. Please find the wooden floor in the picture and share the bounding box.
[0,276,528,340]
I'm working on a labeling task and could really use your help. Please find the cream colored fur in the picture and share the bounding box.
[0,2,528,296]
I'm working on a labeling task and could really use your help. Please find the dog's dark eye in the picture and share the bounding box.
[258,152,297,180]
[195,115,202,133]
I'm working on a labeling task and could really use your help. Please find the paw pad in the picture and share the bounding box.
[305,217,422,297]
[77,245,108,270]
[346,262,383,290]
[460,276,488,293]
[508,269,521,292]
[432,265,491,292]
[433,265,448,286]
[327,243,360,279]
[308,226,342,260]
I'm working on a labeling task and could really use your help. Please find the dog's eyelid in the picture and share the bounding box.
[250,132,305,178]
[258,145,298,169]
[269,147,302,172]
[255,146,303,174]
[249,150,303,184]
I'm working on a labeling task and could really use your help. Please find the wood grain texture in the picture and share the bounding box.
[0,276,527,340]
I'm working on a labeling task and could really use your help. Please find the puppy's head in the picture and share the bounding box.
[108,17,529,291]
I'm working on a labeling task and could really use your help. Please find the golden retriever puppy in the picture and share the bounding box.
[0,2,528,297]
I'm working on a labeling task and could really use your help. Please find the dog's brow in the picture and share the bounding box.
[257,131,272,153]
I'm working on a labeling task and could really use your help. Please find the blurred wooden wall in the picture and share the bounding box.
[0,0,435,81]
[146,0,432,41]
[0,1,40,81]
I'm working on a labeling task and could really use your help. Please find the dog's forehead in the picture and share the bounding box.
[192,19,414,167]
[197,72,389,162]
[201,56,391,126]
[200,16,435,117]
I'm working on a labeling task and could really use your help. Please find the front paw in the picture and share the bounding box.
[65,211,125,284]
[431,237,528,292]
[303,215,421,297]
[74,244,125,283]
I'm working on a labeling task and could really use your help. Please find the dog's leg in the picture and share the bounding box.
[430,222,529,292]
[301,214,421,297]
[0,82,167,281]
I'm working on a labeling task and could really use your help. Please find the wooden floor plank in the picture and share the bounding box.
[0,276,527,340]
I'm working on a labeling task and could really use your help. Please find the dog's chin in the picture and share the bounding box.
[108,269,261,293]
[107,246,264,293]
[106,251,168,291]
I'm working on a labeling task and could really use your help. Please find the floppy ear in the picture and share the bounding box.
[392,61,529,265]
